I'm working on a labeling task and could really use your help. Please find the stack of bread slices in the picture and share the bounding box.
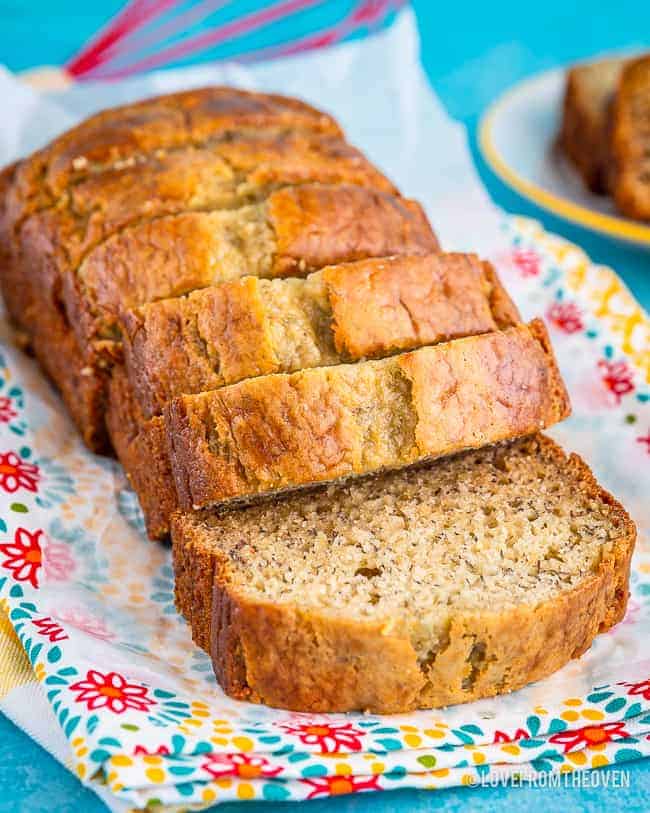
[0,87,635,713]
[561,52,650,220]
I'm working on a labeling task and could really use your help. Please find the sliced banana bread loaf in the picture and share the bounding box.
[2,91,441,452]
[166,320,570,511]
[172,434,635,713]
[560,57,626,193]
[610,54,650,220]
[122,254,517,419]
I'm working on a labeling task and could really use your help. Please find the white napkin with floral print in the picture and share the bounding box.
[1,9,649,811]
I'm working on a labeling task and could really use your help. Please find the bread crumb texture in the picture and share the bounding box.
[173,436,634,712]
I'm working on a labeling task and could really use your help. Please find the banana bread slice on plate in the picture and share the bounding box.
[560,57,626,193]
[172,435,635,713]
[611,54,650,220]
[166,320,570,511]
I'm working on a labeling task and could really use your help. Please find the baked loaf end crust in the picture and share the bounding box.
[611,55,650,220]
[166,319,570,511]
[171,435,635,713]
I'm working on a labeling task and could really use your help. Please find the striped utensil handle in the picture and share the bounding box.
[57,0,408,82]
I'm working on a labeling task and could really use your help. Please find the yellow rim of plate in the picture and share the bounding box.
[479,79,650,246]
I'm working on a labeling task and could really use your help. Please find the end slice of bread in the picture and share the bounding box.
[172,435,635,713]
[611,54,650,220]
[560,57,627,193]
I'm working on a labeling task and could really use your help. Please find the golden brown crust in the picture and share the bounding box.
[8,277,109,452]
[17,133,396,328]
[267,185,434,276]
[171,435,635,713]
[8,87,343,225]
[610,55,650,220]
[559,58,626,193]
[70,184,436,355]
[323,254,508,357]
[122,253,515,420]
[166,321,570,511]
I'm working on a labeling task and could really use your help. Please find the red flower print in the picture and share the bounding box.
[201,752,283,780]
[0,396,17,424]
[69,670,156,714]
[598,359,635,404]
[636,431,650,455]
[619,679,650,700]
[32,616,68,642]
[493,728,530,744]
[511,248,541,278]
[0,527,44,588]
[301,774,381,799]
[278,720,366,753]
[546,302,584,334]
[549,721,630,753]
[0,451,39,493]
[133,744,170,756]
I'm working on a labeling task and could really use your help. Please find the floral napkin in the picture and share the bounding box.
[0,9,649,811]
[0,214,648,810]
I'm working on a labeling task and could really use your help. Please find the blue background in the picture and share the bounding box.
[1,1,649,811]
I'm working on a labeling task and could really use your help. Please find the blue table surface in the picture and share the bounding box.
[1,2,649,811]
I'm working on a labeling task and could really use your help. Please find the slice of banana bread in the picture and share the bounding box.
[172,434,635,713]
[560,57,626,193]
[610,54,650,220]
[122,255,518,419]
[166,320,570,511]
[66,184,437,356]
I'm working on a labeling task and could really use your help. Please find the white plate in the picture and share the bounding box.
[479,65,650,249]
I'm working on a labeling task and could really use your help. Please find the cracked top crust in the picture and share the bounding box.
[7,86,343,223]
[67,185,437,354]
